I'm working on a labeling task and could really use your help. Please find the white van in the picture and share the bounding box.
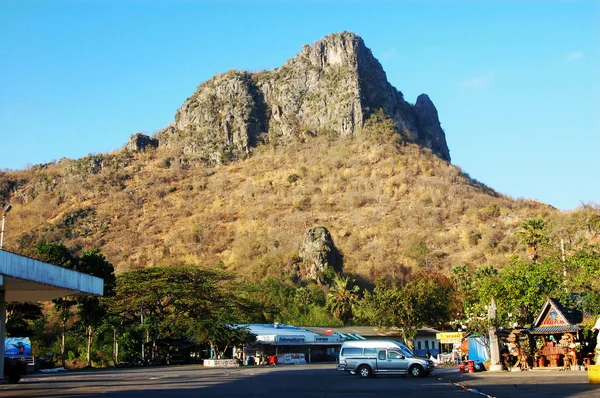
[337,340,414,371]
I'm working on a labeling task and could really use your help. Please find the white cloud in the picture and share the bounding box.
[566,51,585,62]
[458,69,495,89]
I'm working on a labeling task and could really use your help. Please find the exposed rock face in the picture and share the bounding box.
[414,94,451,162]
[157,32,451,163]
[127,133,159,152]
[298,226,343,281]
[159,71,267,163]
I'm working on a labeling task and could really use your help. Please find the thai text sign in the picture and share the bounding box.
[436,332,463,344]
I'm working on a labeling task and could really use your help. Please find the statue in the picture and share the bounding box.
[593,316,600,363]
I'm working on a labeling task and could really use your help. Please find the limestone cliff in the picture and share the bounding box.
[157,32,451,163]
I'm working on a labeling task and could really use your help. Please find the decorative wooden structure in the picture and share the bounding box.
[523,298,582,369]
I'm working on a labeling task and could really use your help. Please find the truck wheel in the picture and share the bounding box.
[358,365,372,378]
[409,364,424,377]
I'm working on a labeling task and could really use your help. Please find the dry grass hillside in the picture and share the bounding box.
[0,120,592,284]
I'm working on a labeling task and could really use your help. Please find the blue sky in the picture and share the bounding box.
[1,0,598,211]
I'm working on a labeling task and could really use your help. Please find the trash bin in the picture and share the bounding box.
[466,360,475,373]
[459,364,466,373]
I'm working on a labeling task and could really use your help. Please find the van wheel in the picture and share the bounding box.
[409,364,424,377]
[358,365,372,378]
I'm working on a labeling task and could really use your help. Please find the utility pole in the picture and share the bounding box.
[141,309,145,362]
[561,238,568,292]
[1,204,12,249]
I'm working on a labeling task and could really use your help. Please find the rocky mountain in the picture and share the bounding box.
[157,32,450,164]
[0,32,595,283]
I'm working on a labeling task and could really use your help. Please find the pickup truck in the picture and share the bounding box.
[343,348,434,378]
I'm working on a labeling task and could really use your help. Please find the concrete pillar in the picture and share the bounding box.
[0,289,6,381]
[488,326,503,371]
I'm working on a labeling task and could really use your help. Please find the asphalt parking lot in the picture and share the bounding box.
[0,364,598,398]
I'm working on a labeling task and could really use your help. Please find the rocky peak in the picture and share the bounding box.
[290,31,364,70]
[414,94,450,162]
[156,32,451,164]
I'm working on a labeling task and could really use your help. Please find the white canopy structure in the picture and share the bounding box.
[0,250,104,381]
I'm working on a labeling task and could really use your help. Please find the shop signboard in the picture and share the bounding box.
[436,332,463,344]
[278,335,306,344]
[256,335,276,343]
[314,335,342,343]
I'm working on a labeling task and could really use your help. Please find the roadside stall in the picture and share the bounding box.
[522,298,584,369]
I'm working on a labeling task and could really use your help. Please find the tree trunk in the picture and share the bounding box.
[113,327,119,366]
[60,323,66,368]
[86,325,93,367]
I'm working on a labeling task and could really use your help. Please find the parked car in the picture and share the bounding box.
[337,340,413,371]
[339,341,433,378]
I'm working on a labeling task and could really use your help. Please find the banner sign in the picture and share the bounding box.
[436,332,463,344]
[5,337,31,357]
[278,353,306,364]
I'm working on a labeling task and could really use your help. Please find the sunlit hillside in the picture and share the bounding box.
[3,116,596,285]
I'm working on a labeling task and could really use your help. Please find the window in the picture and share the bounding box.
[417,341,422,350]
[378,350,386,360]
[342,348,362,356]
[389,351,402,359]
[364,348,377,355]
[425,340,430,349]
[432,341,436,350]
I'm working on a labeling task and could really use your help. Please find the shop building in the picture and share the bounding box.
[237,324,442,364]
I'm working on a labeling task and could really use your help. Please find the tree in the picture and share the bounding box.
[326,275,360,325]
[38,242,76,367]
[359,273,456,348]
[75,248,116,367]
[6,302,44,337]
[393,272,456,347]
[518,218,549,263]
[565,248,600,315]
[112,265,260,361]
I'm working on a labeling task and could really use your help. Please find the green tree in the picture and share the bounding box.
[38,242,76,367]
[565,248,600,315]
[113,265,260,361]
[518,218,549,263]
[6,302,44,337]
[359,273,456,348]
[75,248,116,367]
[326,275,360,325]
[450,265,500,336]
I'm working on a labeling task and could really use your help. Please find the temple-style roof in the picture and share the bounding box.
[524,297,582,335]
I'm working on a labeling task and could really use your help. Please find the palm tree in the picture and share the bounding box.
[326,275,360,325]
[518,218,548,263]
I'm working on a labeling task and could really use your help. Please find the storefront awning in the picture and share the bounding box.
[524,325,582,334]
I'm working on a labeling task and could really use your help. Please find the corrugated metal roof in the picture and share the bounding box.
[524,325,582,334]
[303,326,440,336]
